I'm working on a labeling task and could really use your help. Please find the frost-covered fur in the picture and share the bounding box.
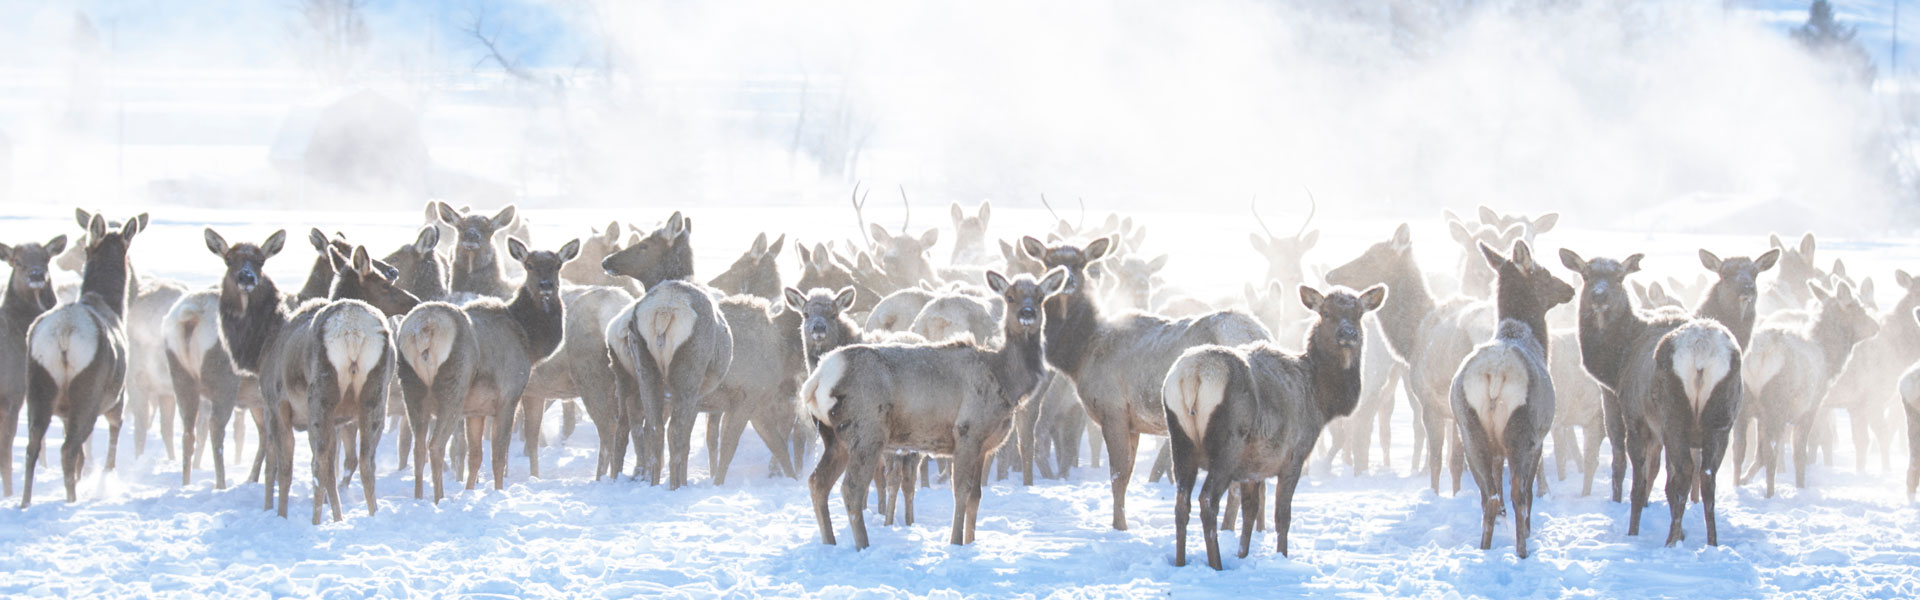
[609,280,732,490]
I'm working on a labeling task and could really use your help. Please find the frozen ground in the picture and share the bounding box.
[2,206,1920,598]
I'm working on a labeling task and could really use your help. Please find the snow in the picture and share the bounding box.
[4,207,1920,598]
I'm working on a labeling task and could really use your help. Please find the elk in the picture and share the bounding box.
[948,201,992,266]
[803,267,1067,549]
[561,222,634,290]
[21,214,143,507]
[1561,247,1766,544]
[607,279,732,489]
[426,202,532,282]
[435,202,519,299]
[1737,281,1878,497]
[1548,330,1606,496]
[521,285,633,480]
[0,234,64,497]
[322,246,421,487]
[601,212,695,292]
[164,287,264,490]
[784,286,927,521]
[1819,270,1920,474]
[1897,307,1920,500]
[1023,235,1270,530]
[1324,223,1493,494]
[395,238,577,502]
[709,232,786,300]
[381,225,450,303]
[795,242,876,314]
[297,229,352,301]
[1165,283,1385,569]
[1759,232,1821,315]
[1445,207,1557,299]
[700,295,806,484]
[1449,241,1572,558]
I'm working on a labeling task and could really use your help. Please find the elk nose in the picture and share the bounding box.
[1338,322,1360,343]
[1018,306,1037,320]
[600,256,618,276]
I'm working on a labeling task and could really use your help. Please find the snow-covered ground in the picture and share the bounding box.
[3,206,1920,598]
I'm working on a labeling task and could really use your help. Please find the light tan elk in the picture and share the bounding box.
[396,238,577,502]
[606,280,732,489]
[22,213,143,507]
[804,267,1068,549]
[1024,235,1269,530]
[1738,281,1878,497]
[1165,283,1385,569]
[1449,241,1572,558]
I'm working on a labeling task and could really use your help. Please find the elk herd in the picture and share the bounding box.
[2,197,1918,570]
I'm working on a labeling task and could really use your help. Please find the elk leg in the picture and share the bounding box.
[20,380,52,507]
[561,399,579,442]
[1198,472,1231,571]
[1603,389,1626,502]
[65,414,96,503]
[1662,441,1692,547]
[714,411,751,486]
[1,396,17,498]
[950,446,981,545]
[1792,413,1814,490]
[464,415,486,491]
[1098,422,1139,531]
[1237,481,1260,559]
[1580,420,1603,497]
[522,397,546,480]
[904,454,921,528]
[361,414,379,517]
[842,440,879,550]
[1170,423,1201,567]
[810,422,846,546]
[705,412,723,481]
[105,401,124,472]
[160,390,178,463]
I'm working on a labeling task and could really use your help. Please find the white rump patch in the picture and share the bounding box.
[802,351,851,425]
[1459,344,1529,446]
[1669,324,1735,418]
[324,304,389,400]
[164,292,220,377]
[640,294,697,385]
[1901,364,1920,410]
[399,306,460,384]
[29,306,101,388]
[1163,349,1231,444]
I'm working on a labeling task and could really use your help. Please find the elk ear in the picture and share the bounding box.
[1359,284,1389,312]
[43,235,67,257]
[1508,240,1533,269]
[1039,266,1070,297]
[1390,223,1412,252]
[868,224,891,245]
[856,253,876,272]
[351,246,372,275]
[1084,235,1116,263]
[0,243,11,263]
[1558,248,1586,273]
[1531,213,1559,235]
[1020,236,1047,260]
[204,228,230,257]
[87,214,106,241]
[1249,233,1269,254]
[918,228,939,249]
[558,239,582,263]
[750,232,769,256]
[1698,249,1723,272]
[794,242,812,266]
[950,202,966,224]
[434,201,459,225]
[767,234,786,259]
[328,246,351,273]
[119,216,141,240]
[1836,281,1856,303]
[1768,232,1785,250]
[261,229,287,258]
[1898,269,1914,288]
[1831,258,1848,280]
[604,221,622,243]
[1266,279,1284,299]
[1632,281,1650,303]
[1807,280,1834,305]
[1478,242,1507,270]
[833,286,859,312]
[507,237,530,262]
[666,211,688,240]
[1859,277,1876,306]
[1754,248,1780,272]
[1622,253,1644,274]
[309,228,328,252]
[134,213,150,234]
[1242,283,1258,305]
[782,287,806,311]
[1299,229,1319,251]
[977,202,991,226]
[985,270,1011,294]
[1447,219,1472,245]
[1799,233,1817,261]
[1477,205,1500,226]
[413,226,439,255]
[491,205,518,231]
[1145,254,1169,274]
[1299,285,1326,312]
[73,207,91,229]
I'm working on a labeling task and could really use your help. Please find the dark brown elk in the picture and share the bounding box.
[0,234,64,497]
[22,214,143,507]
[381,225,450,302]
[435,202,519,299]
[1165,283,1385,569]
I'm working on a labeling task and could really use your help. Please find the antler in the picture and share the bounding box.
[1041,194,1062,224]
[851,181,873,249]
[1297,186,1317,239]
[898,184,911,234]
[1250,196,1274,239]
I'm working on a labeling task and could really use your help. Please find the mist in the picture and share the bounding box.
[0,1,1909,236]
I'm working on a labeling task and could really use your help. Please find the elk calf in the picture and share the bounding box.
[804,268,1067,549]
[1165,284,1385,569]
